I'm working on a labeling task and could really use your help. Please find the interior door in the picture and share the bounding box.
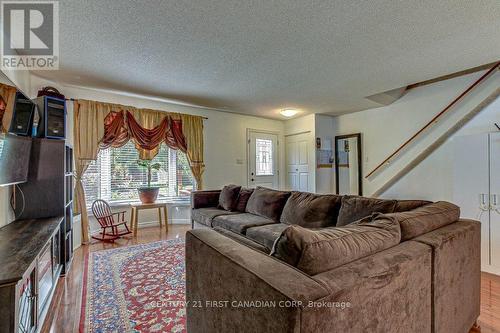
[489,132,500,271]
[248,131,278,189]
[452,134,490,272]
[285,133,309,191]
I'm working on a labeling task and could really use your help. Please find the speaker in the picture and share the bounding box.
[14,139,65,220]
[9,92,35,136]
[33,96,66,139]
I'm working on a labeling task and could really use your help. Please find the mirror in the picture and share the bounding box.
[335,133,362,195]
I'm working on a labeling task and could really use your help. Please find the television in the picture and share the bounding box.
[0,133,32,186]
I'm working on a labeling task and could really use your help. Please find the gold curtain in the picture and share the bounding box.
[181,114,205,189]
[73,100,109,243]
[0,83,18,133]
[72,99,205,242]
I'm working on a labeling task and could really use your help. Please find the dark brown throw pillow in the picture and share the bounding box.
[218,184,241,211]
[245,187,291,222]
[280,192,342,228]
[235,188,254,212]
[336,196,397,226]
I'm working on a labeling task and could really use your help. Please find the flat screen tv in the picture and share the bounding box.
[0,133,32,186]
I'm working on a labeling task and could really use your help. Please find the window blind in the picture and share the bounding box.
[83,141,195,208]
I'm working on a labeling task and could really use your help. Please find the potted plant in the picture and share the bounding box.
[137,159,162,204]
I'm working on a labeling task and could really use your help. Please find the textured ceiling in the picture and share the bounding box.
[33,0,500,119]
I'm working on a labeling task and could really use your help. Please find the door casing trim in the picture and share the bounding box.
[246,128,281,189]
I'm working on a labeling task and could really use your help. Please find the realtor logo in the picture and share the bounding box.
[1,1,59,70]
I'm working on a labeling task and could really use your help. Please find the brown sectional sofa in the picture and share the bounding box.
[187,186,480,333]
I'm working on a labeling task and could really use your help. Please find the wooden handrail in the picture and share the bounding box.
[365,61,500,179]
[372,88,500,197]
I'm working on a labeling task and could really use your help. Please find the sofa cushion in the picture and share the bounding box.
[384,201,460,241]
[336,196,397,226]
[218,184,242,211]
[280,192,342,228]
[245,187,291,222]
[273,216,401,275]
[191,208,241,227]
[235,188,254,212]
[212,213,276,234]
[394,200,432,213]
[246,223,289,252]
[213,226,269,253]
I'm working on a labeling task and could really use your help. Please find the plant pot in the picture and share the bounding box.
[138,187,160,204]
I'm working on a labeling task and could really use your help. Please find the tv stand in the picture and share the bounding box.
[0,216,64,333]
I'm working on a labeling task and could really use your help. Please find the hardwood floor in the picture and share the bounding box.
[41,224,500,333]
[479,272,500,333]
[41,224,191,333]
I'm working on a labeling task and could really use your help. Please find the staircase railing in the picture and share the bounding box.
[365,62,499,179]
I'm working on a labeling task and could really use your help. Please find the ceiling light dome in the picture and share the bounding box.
[280,108,298,117]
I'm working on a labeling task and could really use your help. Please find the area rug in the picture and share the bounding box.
[80,239,186,332]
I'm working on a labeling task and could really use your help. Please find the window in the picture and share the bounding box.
[83,141,195,208]
[255,138,273,176]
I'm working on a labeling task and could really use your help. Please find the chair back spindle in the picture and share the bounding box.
[92,199,113,227]
[90,199,132,242]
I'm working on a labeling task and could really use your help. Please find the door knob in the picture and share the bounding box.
[251,178,254,182]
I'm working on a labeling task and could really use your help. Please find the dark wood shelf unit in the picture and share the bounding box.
[62,144,74,276]
[0,217,64,333]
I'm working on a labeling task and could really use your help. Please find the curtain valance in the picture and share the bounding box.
[101,110,187,160]
[73,99,204,243]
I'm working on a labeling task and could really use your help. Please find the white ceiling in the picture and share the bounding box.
[34,0,500,119]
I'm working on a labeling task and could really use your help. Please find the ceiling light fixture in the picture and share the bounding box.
[280,108,298,117]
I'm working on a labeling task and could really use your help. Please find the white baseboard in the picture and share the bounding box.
[89,218,190,236]
[482,265,500,277]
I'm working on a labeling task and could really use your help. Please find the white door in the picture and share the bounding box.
[452,134,490,272]
[489,132,500,270]
[248,131,279,189]
[285,133,309,191]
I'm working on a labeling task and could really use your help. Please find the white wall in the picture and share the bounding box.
[330,70,500,201]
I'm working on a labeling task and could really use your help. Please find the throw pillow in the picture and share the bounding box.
[235,188,254,212]
[280,192,342,228]
[336,196,397,226]
[245,187,291,222]
[218,184,242,211]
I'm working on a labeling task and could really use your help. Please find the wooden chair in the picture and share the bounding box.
[91,199,132,241]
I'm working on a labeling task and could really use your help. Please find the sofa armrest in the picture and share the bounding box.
[185,229,330,333]
[306,241,433,332]
[191,190,221,209]
[412,219,480,333]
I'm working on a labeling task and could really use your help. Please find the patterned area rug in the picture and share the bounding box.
[80,239,186,332]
